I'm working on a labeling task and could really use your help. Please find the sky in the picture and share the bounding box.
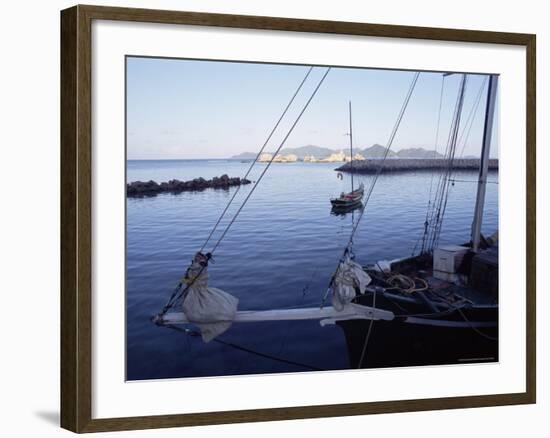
[126,57,498,160]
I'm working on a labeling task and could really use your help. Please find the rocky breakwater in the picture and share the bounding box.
[127,174,251,197]
[336,158,499,174]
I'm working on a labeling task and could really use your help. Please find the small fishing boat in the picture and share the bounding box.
[330,183,364,208]
[330,102,364,211]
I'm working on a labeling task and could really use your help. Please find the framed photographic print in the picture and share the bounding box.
[60,4,536,433]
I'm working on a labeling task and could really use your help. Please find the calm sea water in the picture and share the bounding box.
[126,159,498,380]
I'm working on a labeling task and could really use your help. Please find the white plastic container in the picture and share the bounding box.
[433,245,469,274]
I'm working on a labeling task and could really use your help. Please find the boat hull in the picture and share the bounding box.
[330,197,362,206]
[330,182,364,209]
[337,293,498,368]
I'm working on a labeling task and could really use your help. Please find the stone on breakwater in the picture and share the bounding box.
[127,174,251,197]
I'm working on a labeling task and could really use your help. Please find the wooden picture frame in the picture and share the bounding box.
[60,4,536,433]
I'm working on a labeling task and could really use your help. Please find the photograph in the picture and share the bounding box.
[125,57,499,381]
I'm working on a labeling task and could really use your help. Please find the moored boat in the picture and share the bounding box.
[330,183,364,208]
[338,239,499,368]
[330,101,364,211]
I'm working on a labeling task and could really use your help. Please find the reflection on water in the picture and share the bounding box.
[126,159,498,380]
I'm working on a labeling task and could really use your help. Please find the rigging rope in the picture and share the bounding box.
[426,78,464,236]
[156,68,331,319]
[428,75,446,201]
[429,75,468,250]
[321,71,420,308]
[415,74,445,255]
[357,288,376,368]
[411,76,487,255]
[416,75,488,255]
[424,74,468,252]
[457,76,489,158]
[163,323,324,370]
[200,66,314,252]
[208,68,331,255]
[456,307,498,341]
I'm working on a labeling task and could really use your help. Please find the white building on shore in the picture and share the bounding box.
[258,153,273,162]
[344,153,366,162]
[303,155,318,162]
[320,150,347,162]
[258,153,298,163]
[273,153,298,162]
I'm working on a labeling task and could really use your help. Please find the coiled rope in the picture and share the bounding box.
[386,274,429,294]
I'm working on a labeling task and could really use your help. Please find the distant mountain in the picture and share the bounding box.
[230,152,257,160]
[230,145,333,160]
[396,147,444,159]
[359,144,397,158]
[230,145,443,160]
[278,145,335,159]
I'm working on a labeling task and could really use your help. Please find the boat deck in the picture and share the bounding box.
[424,275,497,306]
[364,245,499,308]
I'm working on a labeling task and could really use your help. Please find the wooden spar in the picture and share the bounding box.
[471,75,498,252]
[161,304,394,325]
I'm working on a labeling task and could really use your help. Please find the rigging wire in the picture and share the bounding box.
[357,288,377,368]
[425,76,466,238]
[342,72,420,253]
[200,66,314,252]
[155,68,331,319]
[415,74,445,256]
[427,75,446,202]
[457,76,489,159]
[208,68,331,255]
[163,323,324,371]
[420,75,446,254]
[321,71,420,307]
[456,307,498,341]
[429,75,468,250]
[416,75,487,256]
[425,74,468,252]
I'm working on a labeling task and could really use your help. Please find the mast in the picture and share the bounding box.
[349,101,354,192]
[471,75,498,252]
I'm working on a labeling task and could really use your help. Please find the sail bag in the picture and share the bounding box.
[181,255,239,342]
[331,257,372,311]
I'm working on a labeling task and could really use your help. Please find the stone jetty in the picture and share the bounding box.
[127,174,251,197]
[336,158,498,174]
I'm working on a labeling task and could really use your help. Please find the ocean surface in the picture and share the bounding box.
[126,159,498,380]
